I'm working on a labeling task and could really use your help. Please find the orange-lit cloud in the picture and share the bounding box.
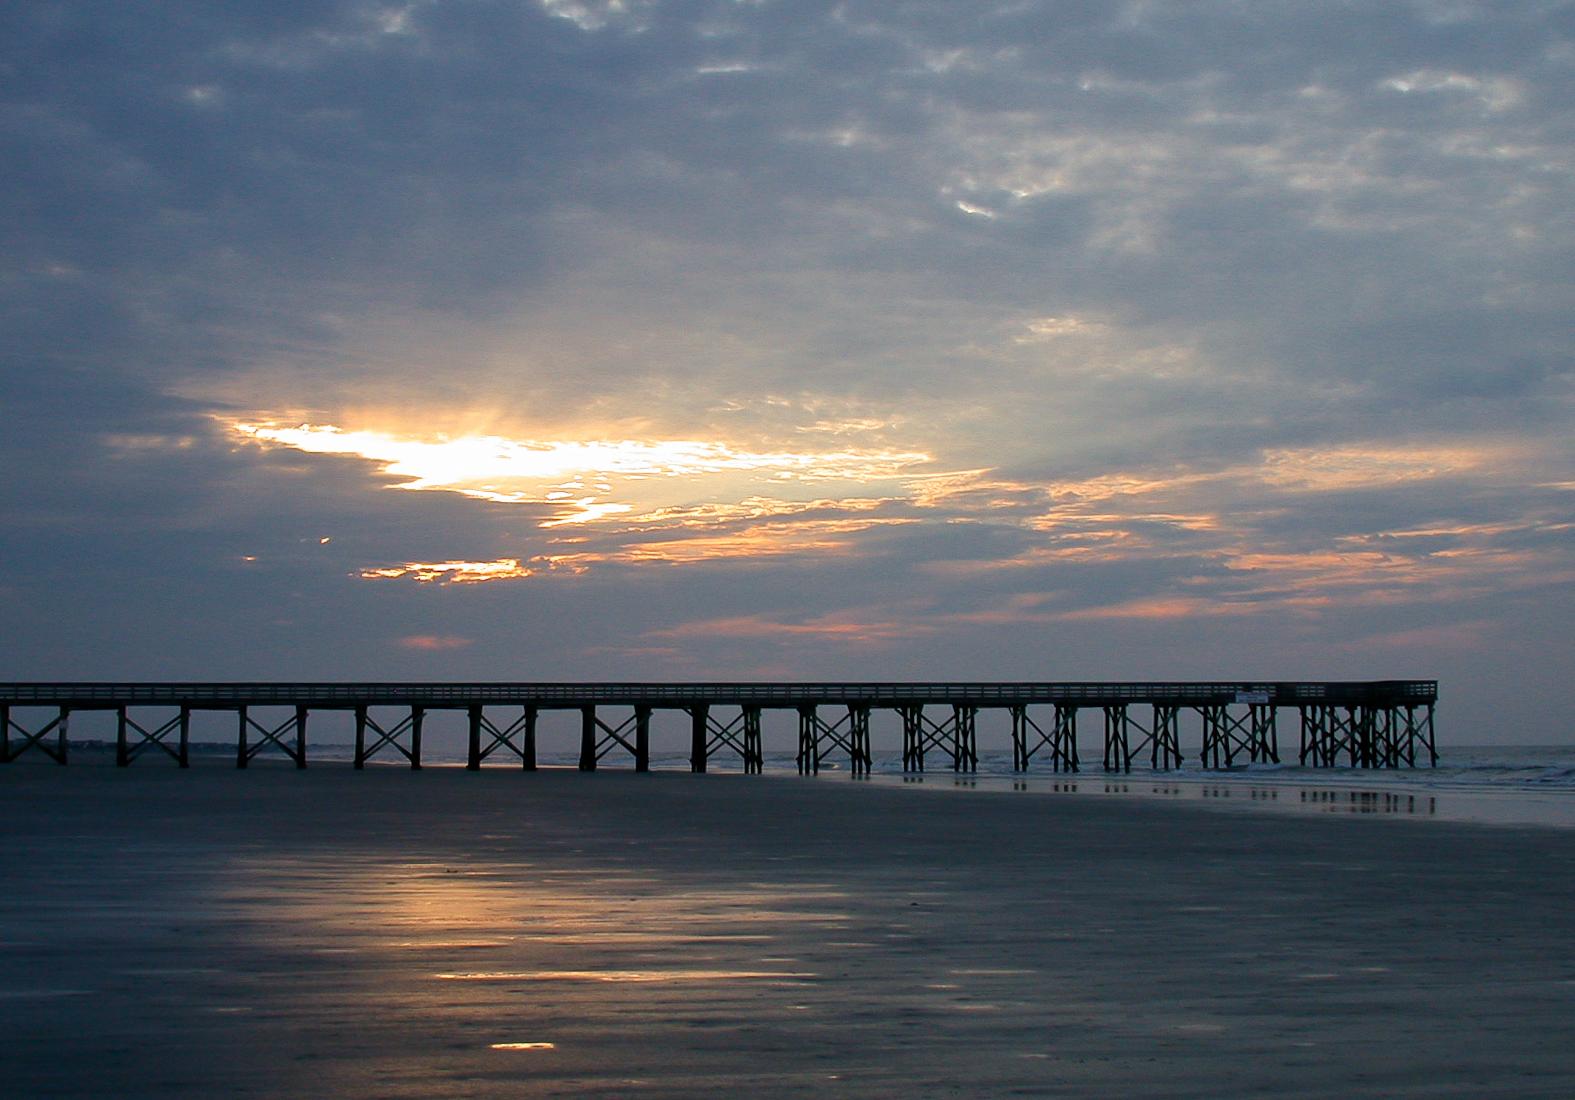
[398,634,474,650]
[368,560,536,584]
[653,612,936,644]
[1256,443,1506,491]
[252,418,1567,644]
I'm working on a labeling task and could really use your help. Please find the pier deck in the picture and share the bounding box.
[1,681,1437,774]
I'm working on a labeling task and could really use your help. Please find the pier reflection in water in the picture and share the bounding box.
[873,769,1440,820]
[1300,789,1436,816]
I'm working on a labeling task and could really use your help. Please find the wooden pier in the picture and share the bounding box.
[0,681,1437,773]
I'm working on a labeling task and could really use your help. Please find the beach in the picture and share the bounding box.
[2,765,1572,1097]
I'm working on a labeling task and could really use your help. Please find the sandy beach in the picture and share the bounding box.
[2,765,1572,1098]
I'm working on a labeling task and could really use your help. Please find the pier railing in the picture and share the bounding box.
[0,680,1436,708]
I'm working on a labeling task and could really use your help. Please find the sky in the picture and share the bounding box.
[2,1,1572,743]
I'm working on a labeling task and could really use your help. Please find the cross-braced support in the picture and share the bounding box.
[1,705,69,764]
[1103,704,1182,772]
[1299,705,1327,766]
[352,705,423,769]
[117,706,189,767]
[899,704,977,772]
[1014,704,1076,773]
[797,705,871,775]
[686,705,761,773]
[467,704,536,769]
[1215,704,1278,766]
[1371,706,1399,767]
[1199,704,1268,768]
[579,705,651,772]
[1300,703,1433,769]
[1301,705,1366,767]
[239,705,307,769]
[1404,704,1437,767]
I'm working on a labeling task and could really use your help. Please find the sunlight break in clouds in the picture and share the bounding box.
[367,561,539,584]
[228,421,933,526]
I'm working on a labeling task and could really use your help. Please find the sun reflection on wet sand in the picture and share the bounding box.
[438,970,815,982]
[488,1042,556,1051]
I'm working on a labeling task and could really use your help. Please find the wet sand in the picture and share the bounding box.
[2,765,1573,1097]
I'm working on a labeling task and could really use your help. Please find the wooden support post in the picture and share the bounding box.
[1153,705,1179,770]
[848,706,871,775]
[797,706,818,775]
[522,705,538,770]
[178,706,190,768]
[1011,706,1027,772]
[634,705,651,773]
[408,706,422,770]
[579,706,596,771]
[0,704,8,763]
[902,705,924,772]
[295,706,308,769]
[951,705,976,773]
[237,706,249,769]
[1054,705,1077,773]
[743,706,762,773]
[1103,705,1127,772]
[1253,705,1279,763]
[354,705,368,769]
[467,706,482,770]
[116,706,130,767]
[1201,706,1219,768]
[689,706,708,773]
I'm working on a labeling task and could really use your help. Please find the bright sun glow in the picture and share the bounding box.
[227,420,933,525]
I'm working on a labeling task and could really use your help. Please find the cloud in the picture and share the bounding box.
[1,1,1571,737]
[398,635,475,651]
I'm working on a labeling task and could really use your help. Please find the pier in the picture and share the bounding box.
[0,681,1437,773]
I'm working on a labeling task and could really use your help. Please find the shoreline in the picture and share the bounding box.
[11,743,1575,831]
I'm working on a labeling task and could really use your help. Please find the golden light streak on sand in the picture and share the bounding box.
[489,1042,556,1051]
[437,970,815,982]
